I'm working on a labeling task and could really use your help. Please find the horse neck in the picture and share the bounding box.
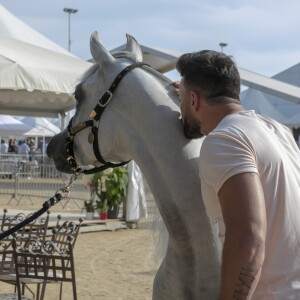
[98,70,204,229]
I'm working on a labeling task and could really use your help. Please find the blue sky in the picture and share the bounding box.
[1,0,300,80]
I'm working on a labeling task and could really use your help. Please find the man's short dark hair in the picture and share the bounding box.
[176,50,241,103]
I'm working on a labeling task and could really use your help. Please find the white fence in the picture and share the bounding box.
[0,154,90,210]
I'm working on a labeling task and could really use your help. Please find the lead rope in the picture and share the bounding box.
[0,172,81,240]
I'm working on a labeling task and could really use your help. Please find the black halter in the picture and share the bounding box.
[65,62,148,175]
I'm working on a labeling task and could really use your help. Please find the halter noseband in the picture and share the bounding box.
[65,62,148,175]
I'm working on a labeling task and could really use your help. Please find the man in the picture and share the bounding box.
[175,50,300,299]
[18,139,30,160]
[0,139,8,154]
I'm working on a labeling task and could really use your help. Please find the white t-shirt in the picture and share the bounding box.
[0,142,8,153]
[199,110,300,299]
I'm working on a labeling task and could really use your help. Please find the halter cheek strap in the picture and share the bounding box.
[66,62,149,175]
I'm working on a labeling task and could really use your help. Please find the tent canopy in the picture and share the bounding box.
[284,112,300,127]
[240,89,287,124]
[0,115,32,136]
[0,5,92,118]
[21,117,61,137]
[0,4,74,57]
[0,36,92,118]
[240,63,300,126]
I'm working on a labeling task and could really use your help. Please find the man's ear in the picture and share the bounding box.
[190,91,201,112]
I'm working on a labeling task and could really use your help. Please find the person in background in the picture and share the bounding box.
[26,138,35,161]
[0,139,8,154]
[8,139,17,153]
[175,50,300,299]
[18,139,30,160]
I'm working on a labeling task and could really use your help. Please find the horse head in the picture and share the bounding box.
[47,31,153,174]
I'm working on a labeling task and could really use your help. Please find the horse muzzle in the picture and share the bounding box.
[47,130,73,174]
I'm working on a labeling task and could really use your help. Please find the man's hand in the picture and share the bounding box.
[173,81,180,96]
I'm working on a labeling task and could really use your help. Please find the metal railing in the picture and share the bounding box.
[0,154,90,210]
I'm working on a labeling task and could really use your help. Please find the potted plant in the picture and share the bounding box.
[92,167,129,219]
[84,200,95,220]
[96,198,108,220]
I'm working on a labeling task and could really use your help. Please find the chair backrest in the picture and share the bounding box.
[13,238,77,300]
[0,210,50,286]
[51,218,83,252]
[1,209,50,249]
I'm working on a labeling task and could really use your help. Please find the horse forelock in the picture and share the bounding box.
[112,51,138,63]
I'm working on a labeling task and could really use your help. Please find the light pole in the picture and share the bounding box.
[63,8,78,52]
[219,42,228,53]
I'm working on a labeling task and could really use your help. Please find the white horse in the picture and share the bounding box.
[47,31,221,299]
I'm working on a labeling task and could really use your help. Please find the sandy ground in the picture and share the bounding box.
[0,194,163,300]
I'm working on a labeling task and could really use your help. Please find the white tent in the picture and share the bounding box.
[284,112,300,128]
[0,115,32,136]
[240,63,300,126]
[0,5,92,119]
[0,4,74,57]
[262,63,300,118]
[0,36,92,118]
[20,117,61,156]
[240,89,287,124]
[21,117,61,137]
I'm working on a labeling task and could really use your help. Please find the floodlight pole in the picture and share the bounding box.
[219,42,228,53]
[63,8,78,52]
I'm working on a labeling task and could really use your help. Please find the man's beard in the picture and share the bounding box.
[183,119,204,139]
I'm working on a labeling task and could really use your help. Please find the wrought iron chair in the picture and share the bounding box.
[0,209,50,298]
[13,218,83,300]
[38,218,83,299]
[0,211,82,299]
[51,218,83,251]
[0,244,31,300]
[1,209,50,246]
[13,237,77,300]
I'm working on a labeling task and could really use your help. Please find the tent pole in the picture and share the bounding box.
[60,112,67,130]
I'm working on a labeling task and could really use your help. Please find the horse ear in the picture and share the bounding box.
[125,34,143,62]
[90,31,115,67]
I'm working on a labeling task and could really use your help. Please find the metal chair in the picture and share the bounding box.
[51,218,83,251]
[0,210,50,298]
[14,218,83,300]
[0,245,15,285]
[1,209,50,246]
[13,238,77,300]
[41,218,83,299]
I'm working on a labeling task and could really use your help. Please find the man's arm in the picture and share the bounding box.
[218,172,266,299]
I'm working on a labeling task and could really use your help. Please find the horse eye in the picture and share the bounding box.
[74,91,79,102]
[74,84,83,102]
